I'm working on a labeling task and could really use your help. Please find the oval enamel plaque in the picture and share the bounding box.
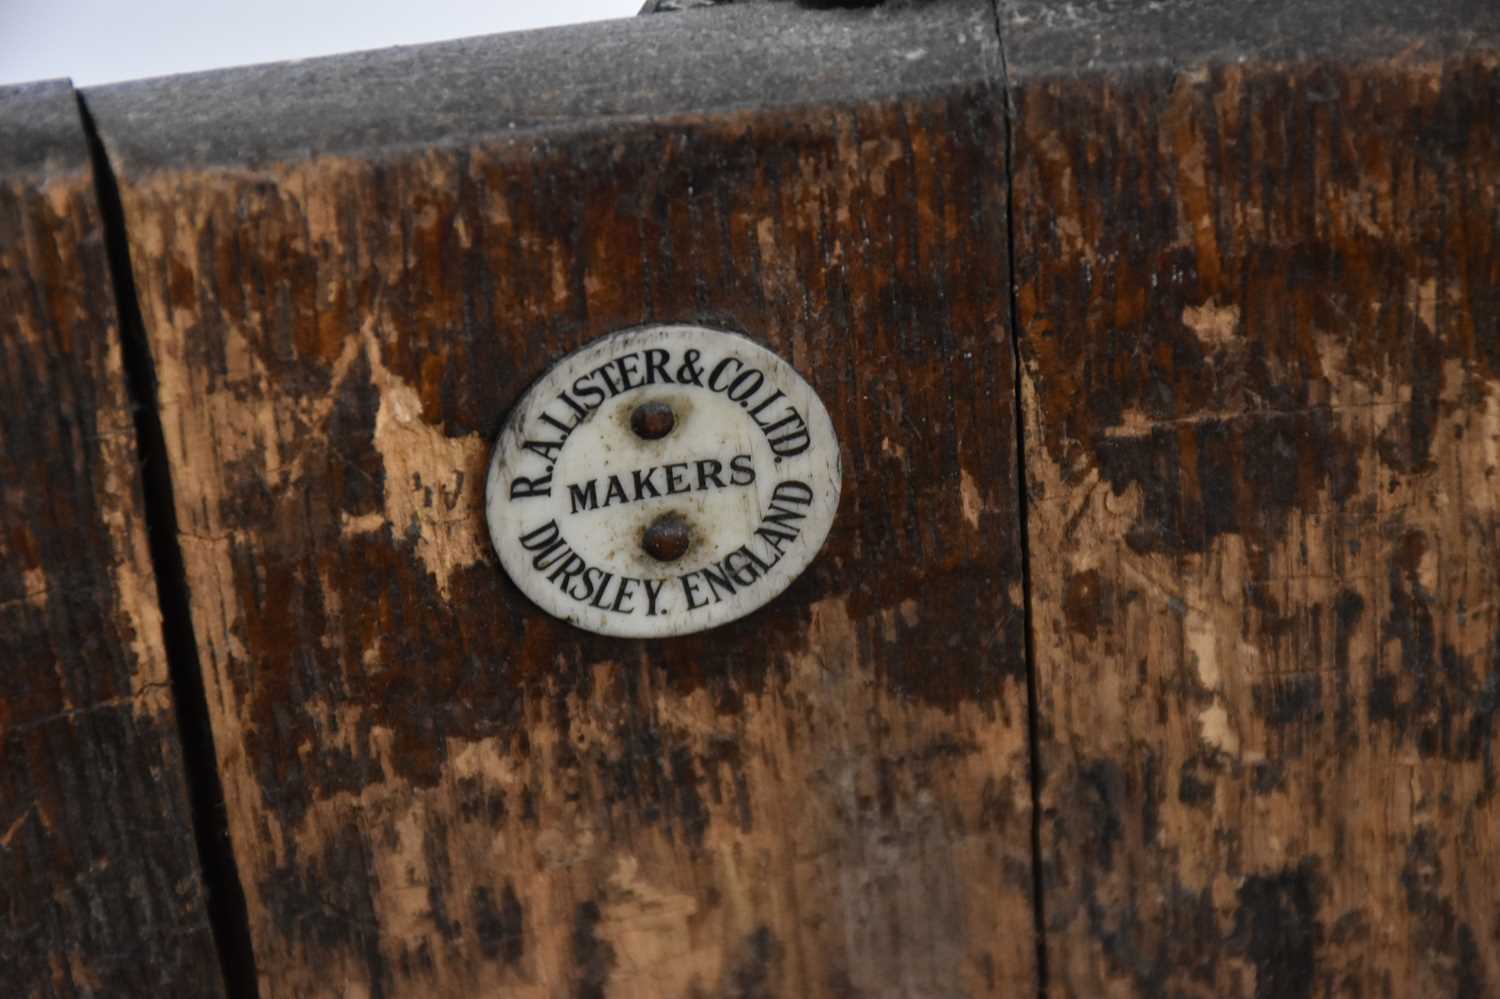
[485,325,842,638]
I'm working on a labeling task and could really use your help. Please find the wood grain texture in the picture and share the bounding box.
[1005,1,1500,995]
[89,3,1035,995]
[0,81,224,997]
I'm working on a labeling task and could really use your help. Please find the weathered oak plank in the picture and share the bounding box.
[1006,1,1500,995]
[0,81,224,997]
[88,4,1035,995]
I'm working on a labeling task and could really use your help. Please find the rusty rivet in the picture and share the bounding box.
[630,400,676,440]
[642,512,692,562]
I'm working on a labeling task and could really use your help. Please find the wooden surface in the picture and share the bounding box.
[88,2,1036,995]
[0,81,224,997]
[24,1,1492,995]
[1006,1,1500,995]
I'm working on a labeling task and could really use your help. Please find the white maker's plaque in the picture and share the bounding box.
[485,324,842,638]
